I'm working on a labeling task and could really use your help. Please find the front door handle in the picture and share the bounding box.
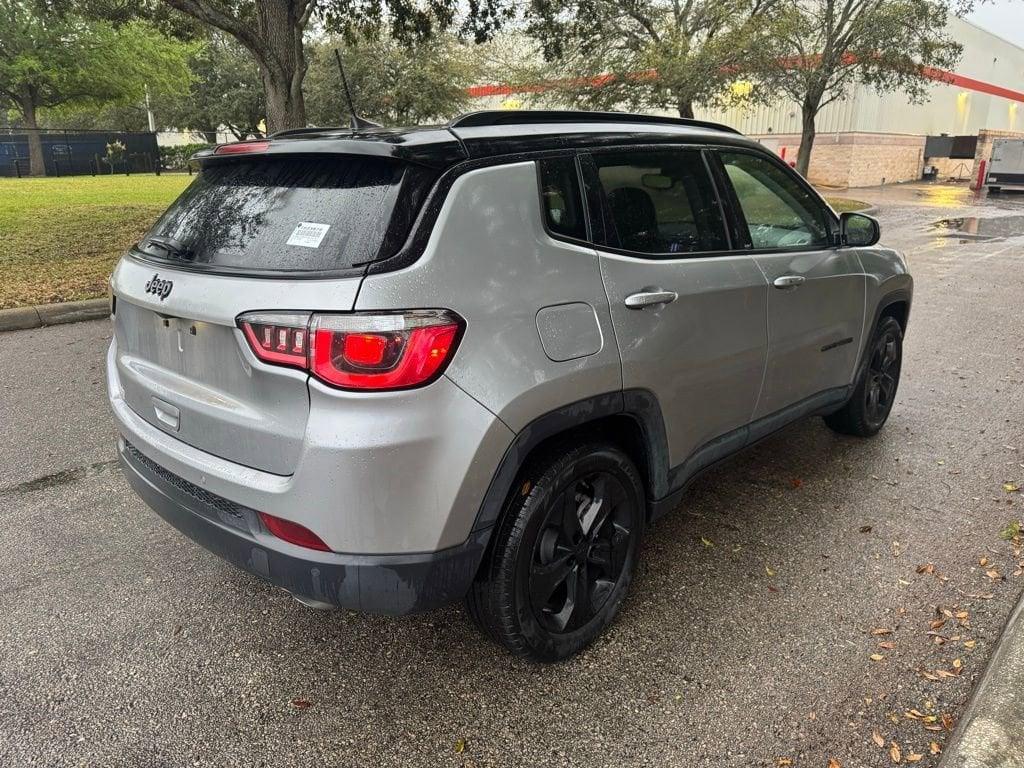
[773,275,806,289]
[624,290,678,309]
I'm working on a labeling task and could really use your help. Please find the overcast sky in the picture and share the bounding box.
[968,0,1024,48]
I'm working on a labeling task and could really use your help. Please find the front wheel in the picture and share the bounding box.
[465,442,644,662]
[824,315,903,437]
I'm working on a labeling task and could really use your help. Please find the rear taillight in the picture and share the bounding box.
[239,312,311,369]
[237,310,462,391]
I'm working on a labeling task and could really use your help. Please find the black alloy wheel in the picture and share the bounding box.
[530,471,633,633]
[466,442,644,662]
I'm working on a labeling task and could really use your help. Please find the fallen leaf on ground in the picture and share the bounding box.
[986,568,1003,580]
[942,713,955,731]
[1004,482,1020,493]
[953,658,963,670]
[791,478,803,489]
[289,698,312,709]
[766,565,776,577]
[454,738,466,754]
[828,759,842,768]
[860,525,873,533]
[879,641,895,650]
[906,752,924,763]
[917,564,935,575]
[890,742,902,763]
[872,730,885,748]
[980,557,989,566]
[777,759,792,767]
[870,653,885,661]
[964,639,977,649]
[871,627,892,636]
[929,619,947,630]
[701,537,714,548]
[930,742,942,755]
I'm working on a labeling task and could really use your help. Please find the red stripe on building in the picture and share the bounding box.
[468,66,1024,104]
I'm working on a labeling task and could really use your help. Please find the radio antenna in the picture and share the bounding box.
[334,48,381,132]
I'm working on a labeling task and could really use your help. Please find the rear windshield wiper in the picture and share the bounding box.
[138,235,193,261]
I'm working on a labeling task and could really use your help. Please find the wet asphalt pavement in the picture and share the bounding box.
[2,182,1024,768]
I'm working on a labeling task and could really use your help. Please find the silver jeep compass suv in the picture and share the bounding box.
[108,111,911,661]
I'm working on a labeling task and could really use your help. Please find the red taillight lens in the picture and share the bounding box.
[311,311,461,390]
[258,512,331,551]
[239,312,311,368]
[237,310,462,391]
[214,140,270,155]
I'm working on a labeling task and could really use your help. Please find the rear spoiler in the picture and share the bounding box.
[190,131,466,170]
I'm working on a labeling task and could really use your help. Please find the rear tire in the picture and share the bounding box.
[466,442,644,662]
[824,316,903,437]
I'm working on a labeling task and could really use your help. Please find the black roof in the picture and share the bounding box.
[194,110,756,170]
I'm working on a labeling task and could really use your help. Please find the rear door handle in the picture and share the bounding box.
[624,290,678,309]
[773,275,806,289]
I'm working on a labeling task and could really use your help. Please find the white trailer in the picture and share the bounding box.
[985,138,1024,192]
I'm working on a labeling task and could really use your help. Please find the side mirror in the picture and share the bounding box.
[839,211,880,247]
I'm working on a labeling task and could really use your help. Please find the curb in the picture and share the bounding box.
[938,587,1024,767]
[0,298,109,333]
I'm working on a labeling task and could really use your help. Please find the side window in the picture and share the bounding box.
[719,152,831,250]
[538,157,587,241]
[592,150,727,256]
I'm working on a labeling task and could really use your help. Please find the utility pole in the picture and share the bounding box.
[145,85,156,133]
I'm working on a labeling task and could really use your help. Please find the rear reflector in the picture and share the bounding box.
[258,512,331,551]
[214,140,270,155]
[238,310,463,391]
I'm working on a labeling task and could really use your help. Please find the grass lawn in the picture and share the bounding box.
[824,196,872,212]
[0,174,873,311]
[0,174,191,309]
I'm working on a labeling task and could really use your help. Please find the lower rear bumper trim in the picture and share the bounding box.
[119,438,489,615]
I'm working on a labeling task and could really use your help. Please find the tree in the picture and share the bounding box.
[153,0,511,134]
[755,0,963,175]
[160,34,266,139]
[303,34,479,126]
[0,2,192,175]
[525,0,778,119]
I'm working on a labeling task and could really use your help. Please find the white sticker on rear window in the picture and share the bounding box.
[286,222,331,248]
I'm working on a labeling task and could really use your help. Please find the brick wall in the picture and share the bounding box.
[924,156,974,181]
[753,132,927,188]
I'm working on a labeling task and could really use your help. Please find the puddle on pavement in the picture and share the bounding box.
[0,459,119,497]
[931,215,1024,241]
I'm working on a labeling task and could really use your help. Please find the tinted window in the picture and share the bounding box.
[593,150,727,256]
[139,155,408,272]
[538,157,587,240]
[720,152,830,250]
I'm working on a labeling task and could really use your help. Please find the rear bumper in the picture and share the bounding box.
[119,438,490,615]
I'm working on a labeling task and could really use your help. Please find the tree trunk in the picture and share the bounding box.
[20,95,46,177]
[796,99,818,177]
[161,0,310,134]
[677,99,695,119]
[256,0,307,133]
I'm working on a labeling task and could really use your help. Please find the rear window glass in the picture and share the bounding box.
[593,150,728,256]
[138,155,407,273]
[538,157,587,240]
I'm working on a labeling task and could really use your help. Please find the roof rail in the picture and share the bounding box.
[449,110,741,135]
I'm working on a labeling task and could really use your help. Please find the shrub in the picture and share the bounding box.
[159,143,212,171]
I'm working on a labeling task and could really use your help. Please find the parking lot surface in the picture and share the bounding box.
[2,182,1024,767]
